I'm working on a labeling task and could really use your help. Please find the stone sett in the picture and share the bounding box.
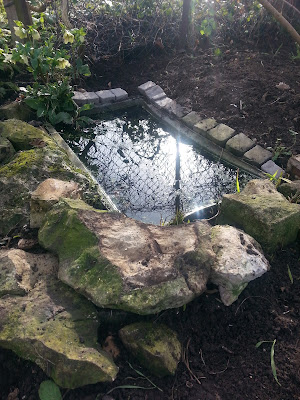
[225,133,255,156]
[261,160,285,178]
[181,111,202,128]
[155,97,174,110]
[95,90,116,104]
[72,91,87,106]
[207,124,236,147]
[84,92,100,104]
[194,118,217,136]
[111,88,128,101]
[287,154,300,179]
[145,85,166,102]
[243,145,272,167]
[138,81,156,96]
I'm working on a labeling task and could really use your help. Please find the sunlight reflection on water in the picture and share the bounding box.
[63,108,251,224]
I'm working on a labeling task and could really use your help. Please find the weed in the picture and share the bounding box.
[38,380,62,400]
[291,44,300,61]
[287,265,293,284]
[236,168,240,193]
[255,339,281,386]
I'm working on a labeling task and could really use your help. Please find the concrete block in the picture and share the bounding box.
[84,92,100,104]
[182,111,202,128]
[95,90,116,104]
[111,88,128,101]
[207,124,235,147]
[261,160,285,178]
[225,133,255,156]
[194,118,217,136]
[138,81,156,96]
[145,85,166,102]
[243,145,272,167]
[72,91,87,106]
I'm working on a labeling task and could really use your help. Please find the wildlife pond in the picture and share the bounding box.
[62,106,252,223]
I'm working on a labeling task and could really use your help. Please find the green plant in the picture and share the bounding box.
[169,209,185,225]
[291,44,300,60]
[38,380,62,400]
[255,339,281,386]
[102,362,162,396]
[236,168,240,193]
[287,265,293,284]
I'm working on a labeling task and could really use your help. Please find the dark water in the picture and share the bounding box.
[62,107,252,224]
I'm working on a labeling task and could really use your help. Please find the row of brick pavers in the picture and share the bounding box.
[72,82,284,178]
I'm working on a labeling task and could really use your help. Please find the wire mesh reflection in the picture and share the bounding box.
[63,108,251,224]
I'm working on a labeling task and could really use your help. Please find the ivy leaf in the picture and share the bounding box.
[38,380,62,400]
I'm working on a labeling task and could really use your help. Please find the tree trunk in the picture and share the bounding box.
[3,0,32,42]
[179,0,194,49]
[61,0,72,28]
[258,0,300,46]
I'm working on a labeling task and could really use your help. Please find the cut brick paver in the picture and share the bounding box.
[243,145,272,167]
[225,133,255,156]
[182,111,202,128]
[72,91,87,106]
[138,81,156,96]
[207,124,235,147]
[84,92,100,104]
[261,160,285,178]
[145,85,166,102]
[194,118,217,136]
[111,88,128,101]
[95,90,115,104]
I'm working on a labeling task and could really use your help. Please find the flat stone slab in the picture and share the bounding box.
[95,90,116,104]
[138,81,156,96]
[38,198,214,315]
[144,85,166,102]
[218,179,300,253]
[210,225,269,306]
[194,118,217,136]
[181,111,202,128]
[207,124,236,147]
[0,249,118,389]
[111,88,128,101]
[119,322,181,377]
[225,133,255,156]
[261,160,285,178]
[243,145,272,167]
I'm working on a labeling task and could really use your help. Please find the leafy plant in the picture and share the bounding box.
[255,339,281,386]
[103,362,162,395]
[169,209,185,225]
[38,380,62,400]
[287,265,293,284]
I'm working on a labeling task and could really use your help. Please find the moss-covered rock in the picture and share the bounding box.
[39,198,214,315]
[0,119,53,151]
[0,137,15,165]
[0,120,106,236]
[119,322,181,377]
[0,249,118,389]
[217,179,300,253]
[0,102,34,121]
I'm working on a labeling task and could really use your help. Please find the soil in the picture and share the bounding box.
[1,41,300,400]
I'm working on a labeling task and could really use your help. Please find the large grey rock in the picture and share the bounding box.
[0,120,105,236]
[218,179,300,253]
[210,225,270,305]
[287,154,300,179]
[0,101,34,121]
[0,249,118,388]
[278,180,300,200]
[38,198,215,315]
[119,322,181,377]
[30,178,81,228]
[0,137,15,165]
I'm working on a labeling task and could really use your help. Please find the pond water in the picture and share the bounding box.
[62,107,252,224]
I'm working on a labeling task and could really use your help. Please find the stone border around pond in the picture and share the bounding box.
[73,83,284,179]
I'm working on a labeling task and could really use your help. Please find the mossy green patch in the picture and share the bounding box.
[0,149,42,178]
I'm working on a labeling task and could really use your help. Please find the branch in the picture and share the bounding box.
[258,0,300,46]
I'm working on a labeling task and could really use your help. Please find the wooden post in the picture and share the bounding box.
[3,0,32,42]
